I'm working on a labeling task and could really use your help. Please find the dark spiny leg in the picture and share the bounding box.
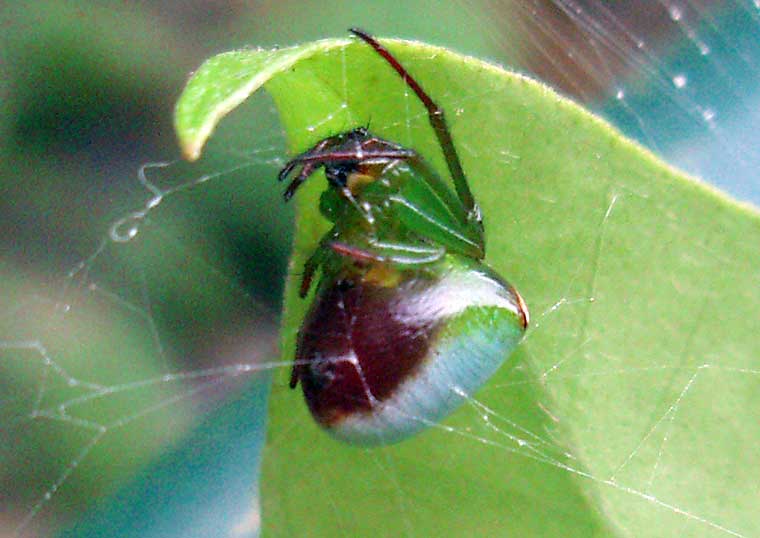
[279,137,334,201]
[283,161,320,201]
[288,149,415,166]
[280,149,415,201]
[279,137,332,182]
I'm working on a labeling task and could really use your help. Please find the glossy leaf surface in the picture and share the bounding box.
[176,37,760,537]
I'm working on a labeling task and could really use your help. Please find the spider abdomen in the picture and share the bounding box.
[293,255,528,445]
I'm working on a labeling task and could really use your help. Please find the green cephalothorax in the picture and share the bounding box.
[283,29,528,445]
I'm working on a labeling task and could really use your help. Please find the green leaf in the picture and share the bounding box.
[176,37,760,537]
[174,39,349,161]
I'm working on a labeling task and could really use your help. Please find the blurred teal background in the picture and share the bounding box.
[1,1,757,536]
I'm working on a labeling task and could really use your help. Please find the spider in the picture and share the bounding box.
[280,28,528,445]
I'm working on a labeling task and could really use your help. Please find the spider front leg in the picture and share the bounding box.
[278,127,415,201]
[279,137,334,201]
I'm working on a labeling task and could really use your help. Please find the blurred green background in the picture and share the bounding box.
[1,1,756,536]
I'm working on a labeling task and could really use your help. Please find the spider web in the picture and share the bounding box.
[2,2,760,537]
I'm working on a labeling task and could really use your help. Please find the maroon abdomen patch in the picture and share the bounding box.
[293,275,438,427]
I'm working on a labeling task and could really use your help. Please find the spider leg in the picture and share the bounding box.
[298,247,321,298]
[329,241,381,264]
[298,231,337,298]
[280,147,416,201]
[329,238,444,266]
[291,149,415,164]
[283,161,320,201]
[350,28,482,230]
[277,159,299,183]
[338,185,376,228]
[279,137,333,182]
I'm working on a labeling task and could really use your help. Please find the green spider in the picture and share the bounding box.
[282,28,528,445]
